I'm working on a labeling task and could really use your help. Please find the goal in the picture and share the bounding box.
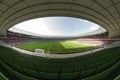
[35,49,44,54]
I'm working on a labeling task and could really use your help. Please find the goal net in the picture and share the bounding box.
[35,49,44,54]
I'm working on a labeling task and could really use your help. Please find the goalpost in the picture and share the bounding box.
[35,49,44,54]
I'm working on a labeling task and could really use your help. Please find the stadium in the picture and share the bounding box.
[0,0,120,80]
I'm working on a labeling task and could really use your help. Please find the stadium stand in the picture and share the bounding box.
[0,42,120,80]
[0,31,40,45]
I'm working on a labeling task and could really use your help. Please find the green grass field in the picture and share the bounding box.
[17,40,97,54]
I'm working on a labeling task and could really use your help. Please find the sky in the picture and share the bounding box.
[9,17,101,37]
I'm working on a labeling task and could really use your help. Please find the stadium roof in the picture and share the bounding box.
[0,0,120,38]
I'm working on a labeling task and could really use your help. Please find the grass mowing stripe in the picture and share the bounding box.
[17,41,97,54]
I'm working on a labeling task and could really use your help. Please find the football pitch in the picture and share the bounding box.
[17,40,97,54]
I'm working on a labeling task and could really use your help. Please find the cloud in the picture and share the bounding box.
[90,25,99,31]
